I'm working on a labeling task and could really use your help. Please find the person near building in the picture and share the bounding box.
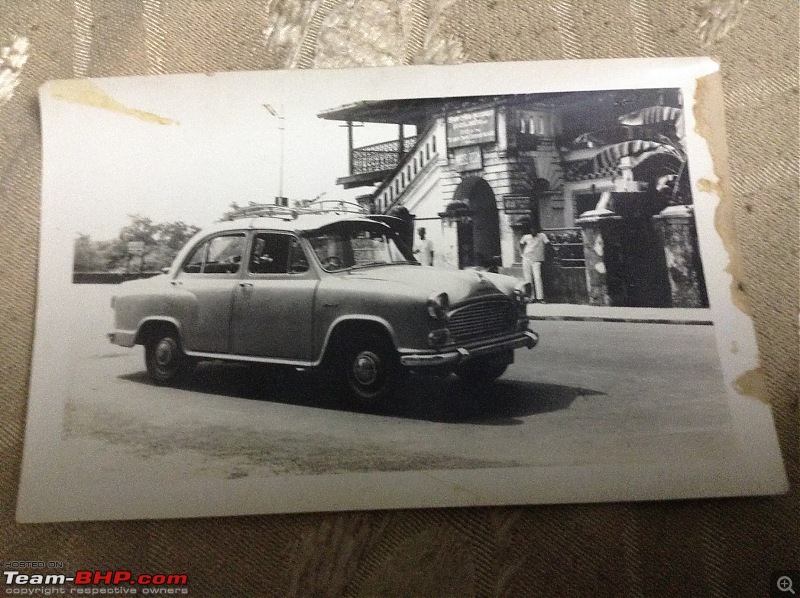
[414,227,434,266]
[519,225,549,302]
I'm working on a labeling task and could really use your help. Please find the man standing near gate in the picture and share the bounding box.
[415,227,434,266]
[519,224,549,302]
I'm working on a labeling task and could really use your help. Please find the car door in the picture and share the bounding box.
[230,231,317,361]
[174,232,246,353]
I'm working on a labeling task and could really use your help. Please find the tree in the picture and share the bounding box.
[72,215,201,273]
[73,234,107,272]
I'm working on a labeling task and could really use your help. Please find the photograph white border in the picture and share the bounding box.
[17,57,787,523]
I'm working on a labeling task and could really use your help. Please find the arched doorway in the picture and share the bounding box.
[452,177,501,269]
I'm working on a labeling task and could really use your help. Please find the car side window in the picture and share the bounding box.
[249,233,310,275]
[182,233,245,275]
[288,238,309,273]
[182,240,206,274]
[249,233,290,274]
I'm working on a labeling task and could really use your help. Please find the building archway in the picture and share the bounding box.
[452,177,501,269]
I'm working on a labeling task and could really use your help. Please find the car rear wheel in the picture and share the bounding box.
[145,329,191,385]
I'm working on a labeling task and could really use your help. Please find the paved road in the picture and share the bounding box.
[59,285,734,482]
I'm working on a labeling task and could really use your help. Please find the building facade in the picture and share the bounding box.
[318,89,707,308]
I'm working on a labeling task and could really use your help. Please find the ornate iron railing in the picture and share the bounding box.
[352,136,418,175]
[545,227,585,267]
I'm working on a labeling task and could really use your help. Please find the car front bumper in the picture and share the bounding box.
[399,330,539,368]
[107,330,136,347]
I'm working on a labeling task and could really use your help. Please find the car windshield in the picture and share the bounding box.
[306,221,416,272]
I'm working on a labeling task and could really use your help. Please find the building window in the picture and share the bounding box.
[426,143,430,160]
[431,135,436,152]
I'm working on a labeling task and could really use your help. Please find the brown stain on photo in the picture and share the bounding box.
[694,72,750,317]
[47,80,178,126]
[734,367,769,403]
[694,71,769,405]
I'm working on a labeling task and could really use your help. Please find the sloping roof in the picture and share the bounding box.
[318,94,560,124]
[317,99,448,124]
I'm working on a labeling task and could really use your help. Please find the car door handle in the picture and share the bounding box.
[239,283,254,292]
[322,301,339,307]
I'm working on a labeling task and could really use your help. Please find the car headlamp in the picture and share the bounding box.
[514,281,532,301]
[427,328,451,348]
[426,292,449,319]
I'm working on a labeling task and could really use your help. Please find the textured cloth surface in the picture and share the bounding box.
[1,1,798,596]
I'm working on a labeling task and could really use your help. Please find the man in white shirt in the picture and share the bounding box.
[414,227,434,266]
[519,225,549,302]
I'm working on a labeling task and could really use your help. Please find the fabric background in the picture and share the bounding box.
[1,1,797,595]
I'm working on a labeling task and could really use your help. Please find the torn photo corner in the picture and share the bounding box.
[18,57,787,523]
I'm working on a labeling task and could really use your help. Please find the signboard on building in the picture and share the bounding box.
[452,146,482,172]
[446,108,496,148]
[503,194,532,213]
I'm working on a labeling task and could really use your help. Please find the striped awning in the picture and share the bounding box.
[565,140,683,182]
[618,105,682,126]
[590,140,670,172]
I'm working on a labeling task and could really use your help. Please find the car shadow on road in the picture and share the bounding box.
[119,363,605,425]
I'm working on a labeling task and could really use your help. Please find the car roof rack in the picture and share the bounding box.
[221,199,367,222]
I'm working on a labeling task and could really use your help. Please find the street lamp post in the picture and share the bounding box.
[263,103,285,204]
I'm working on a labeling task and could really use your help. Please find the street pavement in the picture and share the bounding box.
[52,285,735,484]
[527,302,713,325]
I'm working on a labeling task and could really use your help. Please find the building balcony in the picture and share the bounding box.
[337,136,418,189]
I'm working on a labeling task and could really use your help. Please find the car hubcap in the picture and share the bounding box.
[154,338,177,370]
[352,351,380,387]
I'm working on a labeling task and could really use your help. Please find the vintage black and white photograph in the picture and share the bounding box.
[18,58,786,523]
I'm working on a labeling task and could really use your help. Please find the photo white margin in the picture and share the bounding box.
[17,57,788,523]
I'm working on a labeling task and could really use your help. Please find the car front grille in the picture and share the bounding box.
[447,299,517,344]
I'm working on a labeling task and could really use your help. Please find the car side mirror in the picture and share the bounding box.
[161,267,170,274]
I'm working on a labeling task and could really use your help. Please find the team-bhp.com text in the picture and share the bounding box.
[4,571,188,595]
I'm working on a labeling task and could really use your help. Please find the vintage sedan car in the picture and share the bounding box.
[109,204,539,406]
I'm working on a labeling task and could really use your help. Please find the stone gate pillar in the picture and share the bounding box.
[652,205,709,307]
[575,210,622,306]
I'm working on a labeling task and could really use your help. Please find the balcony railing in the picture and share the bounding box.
[372,126,439,214]
[352,136,418,175]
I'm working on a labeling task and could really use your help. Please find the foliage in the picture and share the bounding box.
[73,215,200,273]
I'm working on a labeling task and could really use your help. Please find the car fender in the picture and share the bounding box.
[134,316,184,345]
[317,315,397,362]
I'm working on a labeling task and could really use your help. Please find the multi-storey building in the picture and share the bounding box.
[318,89,707,308]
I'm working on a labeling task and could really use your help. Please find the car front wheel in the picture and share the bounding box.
[145,329,191,385]
[340,334,402,407]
